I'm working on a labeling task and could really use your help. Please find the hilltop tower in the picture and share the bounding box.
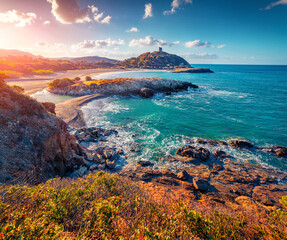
[159,47,162,52]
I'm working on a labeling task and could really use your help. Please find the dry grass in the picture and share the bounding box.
[0,172,286,239]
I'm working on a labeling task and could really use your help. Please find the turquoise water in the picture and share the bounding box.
[82,65,287,171]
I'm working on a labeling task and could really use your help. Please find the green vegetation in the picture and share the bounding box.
[32,69,55,75]
[0,172,286,239]
[47,78,78,90]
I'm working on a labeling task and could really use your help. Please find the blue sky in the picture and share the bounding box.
[0,0,287,64]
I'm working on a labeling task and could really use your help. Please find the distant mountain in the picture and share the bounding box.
[61,56,118,63]
[115,48,191,69]
[0,49,41,58]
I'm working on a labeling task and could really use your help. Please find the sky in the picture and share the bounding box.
[0,0,287,64]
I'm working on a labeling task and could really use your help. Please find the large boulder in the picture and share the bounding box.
[229,139,254,149]
[176,146,210,161]
[139,88,154,98]
[0,85,81,184]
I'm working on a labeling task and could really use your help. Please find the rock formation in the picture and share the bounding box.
[0,84,85,184]
[115,50,191,69]
[47,77,198,97]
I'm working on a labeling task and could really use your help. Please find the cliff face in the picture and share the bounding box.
[0,85,81,184]
[115,51,190,69]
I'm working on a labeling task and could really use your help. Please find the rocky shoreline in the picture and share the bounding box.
[48,77,198,97]
[63,125,287,214]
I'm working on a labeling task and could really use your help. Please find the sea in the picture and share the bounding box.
[33,65,287,172]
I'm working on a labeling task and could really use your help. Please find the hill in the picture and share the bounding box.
[115,48,191,69]
[0,49,40,58]
[60,56,117,63]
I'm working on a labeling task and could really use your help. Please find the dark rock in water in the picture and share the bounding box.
[193,177,209,191]
[177,170,190,181]
[137,161,154,167]
[130,145,140,152]
[176,146,210,161]
[229,139,254,149]
[172,68,214,73]
[260,146,287,158]
[41,102,56,114]
[213,150,227,159]
[139,88,154,98]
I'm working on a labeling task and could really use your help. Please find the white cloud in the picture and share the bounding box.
[185,40,212,48]
[217,44,226,49]
[93,12,111,24]
[127,27,139,33]
[0,10,36,27]
[74,39,125,49]
[143,3,153,19]
[164,0,193,15]
[183,53,218,59]
[46,0,111,24]
[262,0,287,10]
[129,36,179,47]
[101,15,112,24]
[43,20,51,25]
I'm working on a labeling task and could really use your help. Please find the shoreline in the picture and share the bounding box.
[7,68,134,95]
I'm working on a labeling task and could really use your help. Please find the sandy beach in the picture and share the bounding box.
[6,68,127,95]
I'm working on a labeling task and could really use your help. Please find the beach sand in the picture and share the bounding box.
[6,68,127,95]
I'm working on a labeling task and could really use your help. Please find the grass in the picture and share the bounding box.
[0,172,286,240]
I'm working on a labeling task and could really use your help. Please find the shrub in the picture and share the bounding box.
[47,78,76,90]
[0,172,286,239]
[32,69,55,75]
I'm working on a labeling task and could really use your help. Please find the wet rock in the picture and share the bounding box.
[260,146,287,158]
[139,88,154,98]
[196,139,208,144]
[130,145,140,152]
[177,170,190,181]
[229,139,254,149]
[137,160,154,167]
[213,150,227,159]
[193,177,209,191]
[176,146,210,161]
[218,141,228,146]
[117,149,124,155]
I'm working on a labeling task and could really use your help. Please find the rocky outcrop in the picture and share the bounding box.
[171,68,214,73]
[259,146,287,158]
[119,142,287,216]
[115,50,191,69]
[0,85,85,184]
[48,77,198,97]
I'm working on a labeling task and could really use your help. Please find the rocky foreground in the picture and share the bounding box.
[63,127,287,215]
[48,77,198,97]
